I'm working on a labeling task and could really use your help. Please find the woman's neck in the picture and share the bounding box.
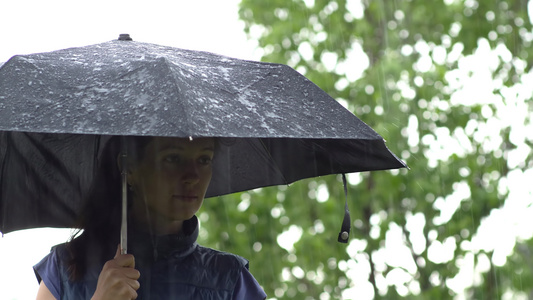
[130,202,184,236]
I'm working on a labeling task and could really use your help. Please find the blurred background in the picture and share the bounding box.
[1,0,532,299]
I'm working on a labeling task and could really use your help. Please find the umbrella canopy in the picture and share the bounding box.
[0,35,405,234]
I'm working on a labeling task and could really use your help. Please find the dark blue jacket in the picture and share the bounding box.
[35,217,250,299]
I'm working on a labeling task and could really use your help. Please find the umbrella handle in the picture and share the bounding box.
[337,174,351,243]
[120,137,128,254]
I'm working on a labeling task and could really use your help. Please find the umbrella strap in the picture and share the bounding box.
[120,136,128,254]
[338,174,351,243]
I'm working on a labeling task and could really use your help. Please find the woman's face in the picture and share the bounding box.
[127,137,214,229]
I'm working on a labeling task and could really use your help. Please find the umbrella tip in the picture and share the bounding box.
[118,34,133,41]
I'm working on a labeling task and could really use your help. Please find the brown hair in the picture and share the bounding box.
[65,136,150,280]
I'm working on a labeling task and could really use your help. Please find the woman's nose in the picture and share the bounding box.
[181,161,200,184]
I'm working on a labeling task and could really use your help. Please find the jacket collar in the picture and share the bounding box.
[129,216,199,262]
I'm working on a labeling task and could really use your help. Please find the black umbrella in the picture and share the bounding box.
[0,35,405,243]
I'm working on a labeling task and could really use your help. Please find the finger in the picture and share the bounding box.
[127,278,141,290]
[114,244,122,259]
[130,288,138,300]
[114,254,136,268]
[118,285,139,300]
[119,279,140,299]
[123,268,141,280]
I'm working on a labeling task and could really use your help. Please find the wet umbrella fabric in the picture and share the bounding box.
[0,37,405,234]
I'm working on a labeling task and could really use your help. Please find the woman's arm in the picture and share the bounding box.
[36,281,56,300]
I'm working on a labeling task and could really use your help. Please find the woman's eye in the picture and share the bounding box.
[164,155,180,163]
[198,156,212,165]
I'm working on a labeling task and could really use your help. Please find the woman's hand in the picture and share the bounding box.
[91,246,140,300]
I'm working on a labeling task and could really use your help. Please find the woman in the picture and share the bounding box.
[34,136,267,299]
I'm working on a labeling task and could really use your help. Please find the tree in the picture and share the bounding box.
[199,0,533,299]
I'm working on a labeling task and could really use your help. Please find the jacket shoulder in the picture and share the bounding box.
[194,245,249,270]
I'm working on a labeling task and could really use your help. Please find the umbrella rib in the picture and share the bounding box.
[238,71,272,93]
[165,59,193,136]
[26,134,82,213]
[114,65,148,82]
[256,138,289,185]
[0,133,8,232]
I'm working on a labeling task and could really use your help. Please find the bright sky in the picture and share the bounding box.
[0,0,257,63]
[0,1,256,299]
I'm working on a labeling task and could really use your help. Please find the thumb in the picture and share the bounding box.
[113,245,136,268]
[114,244,122,259]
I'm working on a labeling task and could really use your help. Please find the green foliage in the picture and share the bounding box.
[201,0,533,299]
